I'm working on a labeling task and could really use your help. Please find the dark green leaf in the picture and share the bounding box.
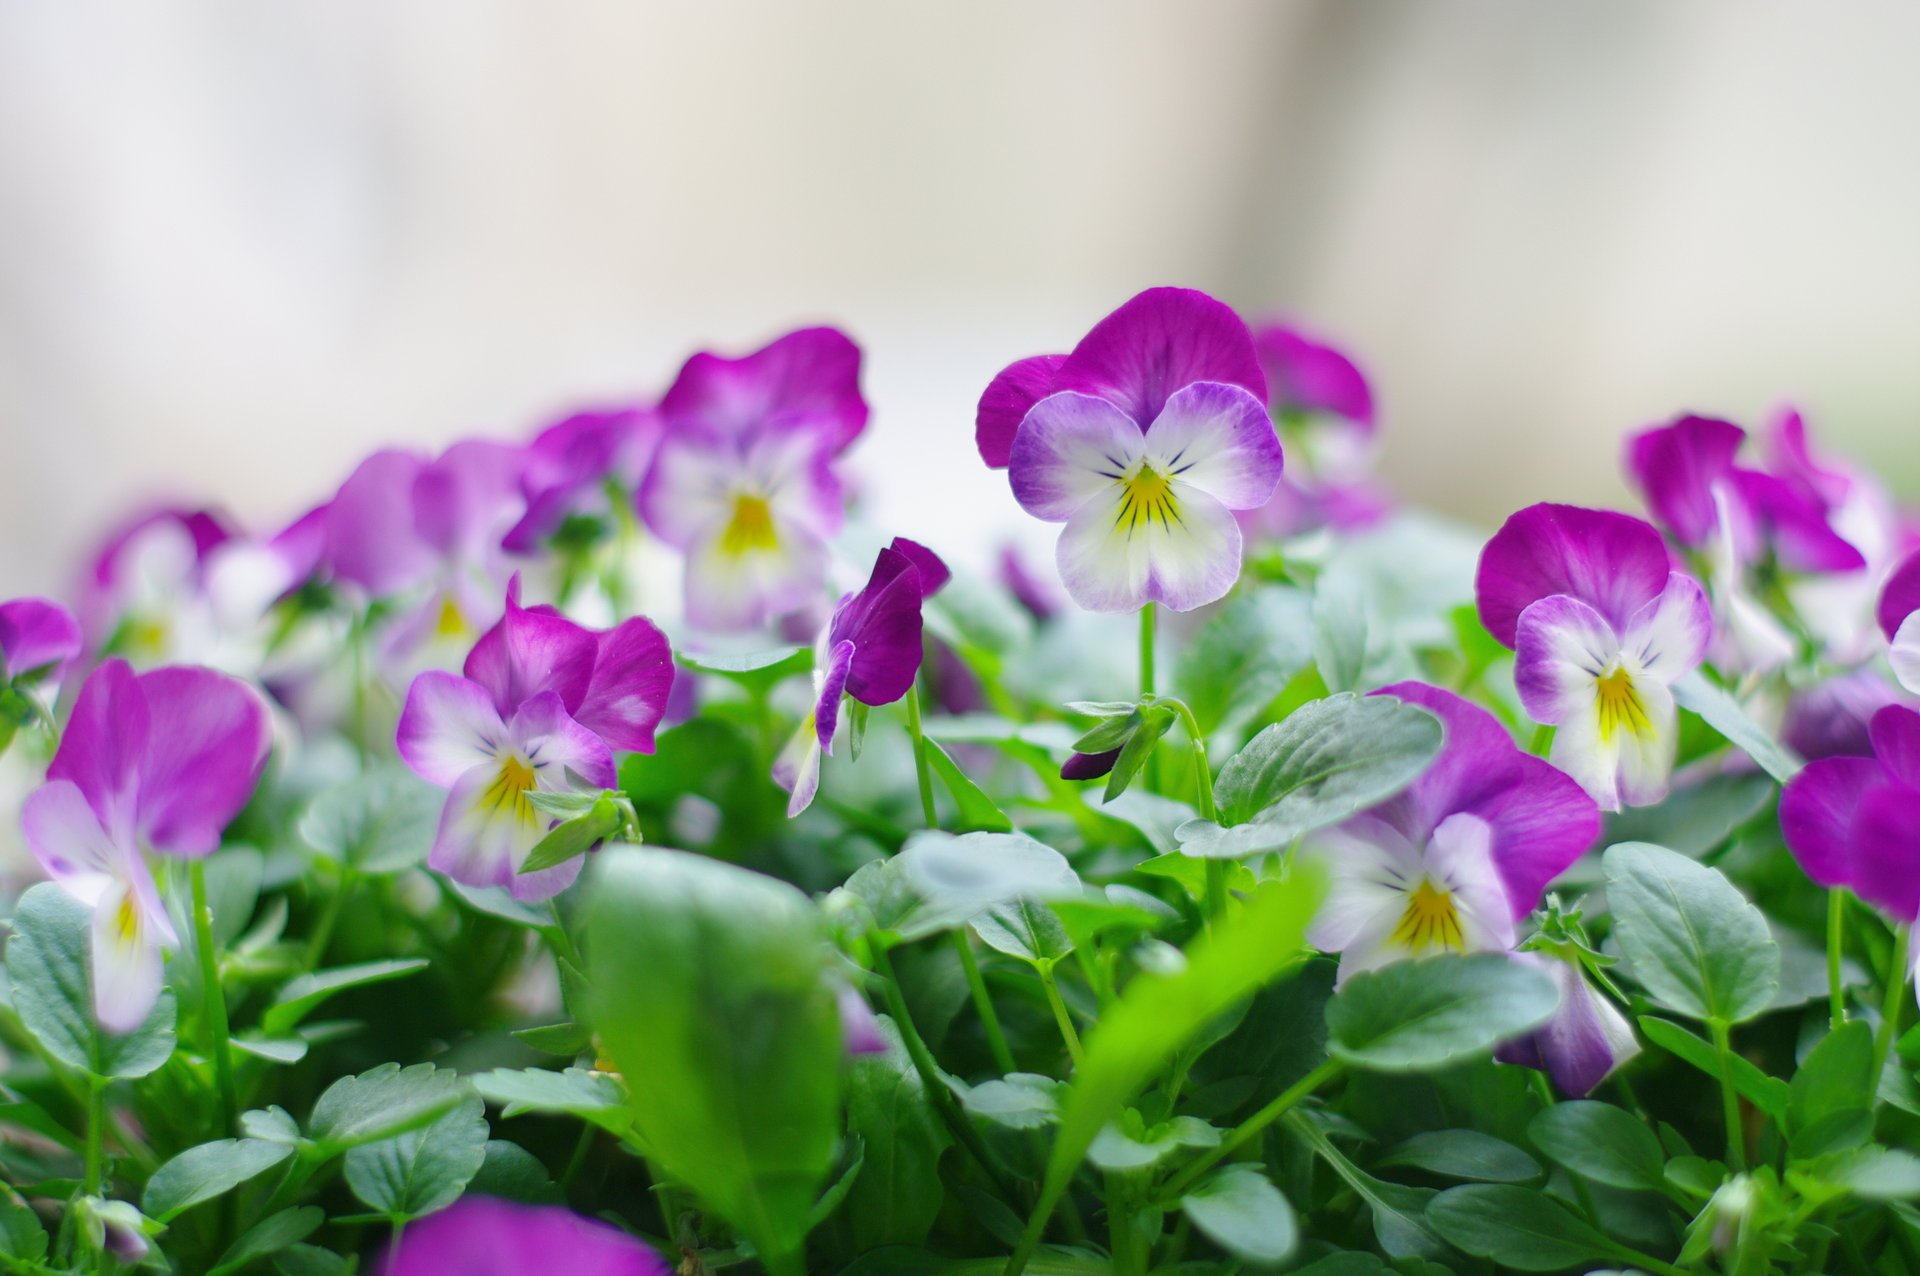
[1604,842,1779,1024]
[960,1074,1064,1130]
[1376,1129,1542,1183]
[1637,1017,1789,1121]
[209,1206,323,1276]
[473,1067,630,1135]
[144,1138,297,1221]
[519,798,624,874]
[1789,1020,1874,1135]
[345,1089,488,1219]
[467,1140,563,1205]
[1527,1101,1665,1191]
[971,899,1073,968]
[1672,673,1802,783]
[263,959,430,1035]
[308,1063,471,1154]
[843,1017,947,1250]
[924,740,1013,833]
[1426,1183,1627,1271]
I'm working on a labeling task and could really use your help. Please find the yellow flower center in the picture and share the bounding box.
[484,755,539,825]
[434,595,469,639]
[1595,666,1653,742]
[1115,465,1181,537]
[113,892,143,944]
[719,494,780,556]
[1389,879,1465,953]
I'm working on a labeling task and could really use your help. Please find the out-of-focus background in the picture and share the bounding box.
[3,1,1917,593]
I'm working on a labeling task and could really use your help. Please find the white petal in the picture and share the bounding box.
[90,881,167,1034]
[1610,675,1678,808]
[683,517,827,631]
[1008,393,1147,521]
[1139,381,1284,509]
[1513,595,1619,726]
[1623,573,1712,682]
[1054,479,1241,613]
[772,714,823,818]
[428,759,566,900]
[396,672,508,787]
[1893,613,1920,696]
[637,435,737,549]
[22,781,119,907]
[1425,812,1516,952]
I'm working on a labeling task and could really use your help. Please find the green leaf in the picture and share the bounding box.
[263,958,431,1035]
[1672,672,1803,783]
[1603,842,1780,1024]
[307,1063,471,1155]
[587,847,842,1276]
[1637,1017,1789,1121]
[271,1244,351,1276]
[5,883,177,1078]
[675,644,810,692]
[843,1017,947,1250]
[299,766,443,874]
[209,1206,323,1276]
[1180,1165,1299,1266]
[1087,1114,1218,1171]
[1174,585,1312,736]
[924,740,1013,833]
[345,1089,488,1219]
[960,1074,1064,1130]
[1527,1101,1666,1191]
[0,1202,47,1262]
[971,899,1073,968]
[473,1067,631,1135]
[519,797,625,874]
[1817,1146,1920,1200]
[1103,703,1176,803]
[143,1138,297,1221]
[467,1139,563,1205]
[857,831,1079,943]
[1326,954,1559,1072]
[511,1022,592,1057]
[1603,772,1776,859]
[1789,1020,1874,1135]
[1427,1183,1628,1271]
[1375,1129,1542,1183]
[1183,693,1443,857]
[232,1035,309,1065]
[1312,561,1371,693]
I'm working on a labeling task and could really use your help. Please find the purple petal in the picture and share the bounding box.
[1783,672,1908,761]
[999,545,1061,621]
[1780,755,1882,889]
[827,549,927,707]
[507,691,618,792]
[1496,952,1638,1097]
[1251,323,1374,427]
[887,537,950,599]
[836,981,888,1055]
[1879,548,1920,642]
[323,450,438,596]
[1729,469,1866,574]
[463,578,598,719]
[1623,415,1745,549]
[659,326,867,453]
[88,507,232,595]
[1008,392,1144,522]
[573,616,674,754]
[0,597,82,681]
[505,408,659,554]
[1869,704,1920,788]
[397,672,509,787]
[1512,594,1619,727]
[1050,287,1266,427]
[269,503,330,589]
[413,440,526,561]
[1475,503,1672,647]
[1141,381,1285,510]
[976,354,1066,468]
[380,1197,669,1276]
[48,660,149,834]
[1763,406,1853,509]
[129,667,272,856]
[23,781,120,901]
[814,639,857,750]
[1622,573,1713,682]
[1848,782,1920,923]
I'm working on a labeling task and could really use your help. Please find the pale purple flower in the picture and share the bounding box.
[1239,322,1391,539]
[503,406,660,555]
[21,660,270,1030]
[1495,950,1640,1097]
[396,578,672,900]
[0,598,81,684]
[1477,504,1713,811]
[380,1197,668,1276]
[996,288,1285,613]
[1783,670,1912,761]
[1880,547,1920,695]
[660,325,867,453]
[1780,706,1920,946]
[1306,682,1598,984]
[774,538,947,816]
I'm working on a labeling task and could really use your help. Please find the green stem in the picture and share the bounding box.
[1827,888,1848,1033]
[1166,699,1227,921]
[305,867,356,969]
[1160,1058,1342,1200]
[1039,965,1084,1068]
[560,1122,597,1197]
[1872,924,1912,1090]
[904,683,939,828]
[953,932,1017,1074]
[1708,1018,1746,1171]
[190,859,237,1136]
[1528,722,1554,757]
[1105,1172,1143,1276]
[82,1074,105,1195]
[1138,603,1156,698]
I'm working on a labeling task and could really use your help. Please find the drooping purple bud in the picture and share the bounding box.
[1061,748,1122,781]
[1495,950,1639,1097]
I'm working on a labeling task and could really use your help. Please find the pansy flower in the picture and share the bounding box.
[1783,670,1912,762]
[1495,948,1640,1097]
[1306,682,1598,984]
[986,287,1285,613]
[1239,321,1390,539]
[21,660,270,1030]
[659,325,867,454]
[774,538,948,816]
[1476,503,1713,810]
[397,578,672,900]
[0,597,82,688]
[503,406,660,556]
[1880,547,1920,694]
[380,1197,668,1276]
[1780,705,1920,982]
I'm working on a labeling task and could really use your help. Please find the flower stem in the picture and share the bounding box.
[953,932,1017,1074]
[190,859,237,1136]
[1827,888,1848,1033]
[1872,924,1912,1089]
[1039,965,1083,1068]
[904,683,939,828]
[1708,1017,1746,1171]
[1138,603,1156,698]
[1164,699,1227,921]
[1159,1058,1343,1200]
[82,1074,105,1195]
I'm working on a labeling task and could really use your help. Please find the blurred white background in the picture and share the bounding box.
[3,1,1918,595]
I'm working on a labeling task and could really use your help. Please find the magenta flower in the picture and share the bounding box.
[1780,705,1920,944]
[0,597,81,685]
[1239,322,1390,539]
[1495,949,1640,1097]
[1477,504,1713,811]
[396,578,672,900]
[1784,670,1912,762]
[774,538,948,816]
[989,288,1285,613]
[1881,547,1920,694]
[380,1197,667,1276]
[503,406,659,555]
[661,325,867,453]
[21,660,270,1030]
[1306,682,1598,984]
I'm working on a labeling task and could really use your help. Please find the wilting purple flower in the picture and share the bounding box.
[503,406,660,555]
[380,1197,668,1276]
[0,598,81,684]
[638,415,845,632]
[1780,704,1920,932]
[994,288,1285,613]
[1783,670,1911,761]
[1060,748,1122,781]
[21,660,270,1029]
[1239,322,1391,539]
[1495,949,1640,1097]
[1881,547,1920,694]
[774,539,948,816]
[661,325,867,454]
[1306,682,1598,984]
[397,578,672,899]
[1477,504,1713,811]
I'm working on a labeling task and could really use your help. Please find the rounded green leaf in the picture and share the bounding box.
[1426,1183,1626,1271]
[1527,1101,1665,1191]
[1181,1166,1299,1266]
[345,1090,488,1220]
[1603,842,1779,1024]
[143,1138,296,1221]
[1375,1129,1542,1183]
[1326,954,1559,1072]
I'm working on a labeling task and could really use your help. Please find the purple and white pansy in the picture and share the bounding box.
[986,288,1286,613]
[1239,321,1390,539]
[1880,548,1920,695]
[1495,948,1640,1098]
[1477,504,1714,811]
[396,577,673,900]
[21,660,270,1030]
[1306,682,1599,984]
[774,538,948,816]
[0,597,82,688]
